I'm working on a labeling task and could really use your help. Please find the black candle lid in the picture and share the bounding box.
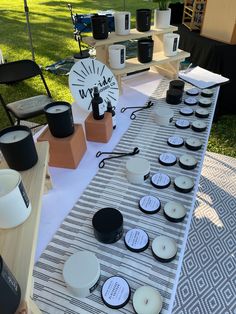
[124,228,149,252]
[151,172,171,189]
[158,152,177,166]
[169,79,185,91]
[101,276,131,309]
[179,107,194,116]
[167,136,184,148]
[175,119,190,129]
[139,195,161,214]
[92,208,123,244]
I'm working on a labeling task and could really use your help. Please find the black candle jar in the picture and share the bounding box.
[136,9,152,32]
[92,208,123,244]
[169,79,185,92]
[0,256,21,314]
[166,88,182,104]
[44,101,74,138]
[137,38,154,63]
[91,15,109,40]
[0,125,38,171]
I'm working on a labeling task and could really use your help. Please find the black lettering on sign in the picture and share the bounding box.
[173,37,178,52]
[18,181,29,208]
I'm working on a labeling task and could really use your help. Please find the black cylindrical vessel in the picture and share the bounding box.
[169,79,185,92]
[0,125,38,171]
[91,15,109,40]
[137,38,154,63]
[166,88,182,104]
[44,101,74,138]
[0,256,21,314]
[136,9,152,32]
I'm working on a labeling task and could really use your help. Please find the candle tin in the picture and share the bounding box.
[167,136,184,148]
[201,88,214,98]
[179,107,194,116]
[92,207,123,244]
[184,97,198,106]
[91,15,109,40]
[175,119,190,129]
[124,228,149,252]
[44,101,74,138]
[185,137,202,151]
[151,172,171,189]
[133,286,163,314]
[139,195,161,214]
[186,88,199,96]
[0,125,38,171]
[63,251,100,298]
[166,89,182,105]
[198,97,212,108]
[192,120,207,132]
[153,107,174,126]
[174,175,194,193]
[164,201,186,223]
[195,108,209,118]
[152,235,177,263]
[179,154,198,170]
[0,255,21,314]
[158,152,177,166]
[126,157,150,184]
[169,80,185,92]
[101,276,131,309]
[0,169,31,229]
[136,9,152,32]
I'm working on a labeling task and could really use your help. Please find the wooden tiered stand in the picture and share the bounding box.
[83,26,190,90]
[0,142,50,314]
[182,0,207,31]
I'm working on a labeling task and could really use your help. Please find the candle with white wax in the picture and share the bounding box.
[164,201,186,222]
[174,175,194,193]
[151,172,171,189]
[184,97,198,106]
[186,88,199,96]
[195,108,209,118]
[0,130,29,144]
[154,107,174,126]
[179,107,194,116]
[158,152,177,166]
[185,137,202,151]
[192,120,207,132]
[201,88,214,97]
[198,97,212,108]
[139,195,161,214]
[175,119,190,129]
[45,104,69,114]
[167,136,184,148]
[179,154,198,170]
[152,235,177,262]
[133,286,163,314]
[124,228,149,252]
[126,157,150,184]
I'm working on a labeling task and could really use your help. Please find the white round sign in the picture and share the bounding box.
[69,58,119,112]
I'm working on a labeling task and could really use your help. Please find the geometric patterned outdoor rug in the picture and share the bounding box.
[173,151,236,314]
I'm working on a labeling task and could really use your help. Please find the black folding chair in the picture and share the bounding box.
[0,59,53,126]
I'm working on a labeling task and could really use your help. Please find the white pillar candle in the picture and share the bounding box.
[184,97,198,106]
[174,175,194,193]
[195,108,209,118]
[198,97,212,107]
[154,107,174,126]
[186,88,199,96]
[126,157,150,184]
[152,235,177,262]
[151,172,171,189]
[133,285,163,314]
[192,120,207,132]
[158,152,177,166]
[139,195,161,214]
[179,107,194,116]
[63,251,100,298]
[164,201,186,222]
[179,154,198,170]
[0,169,31,228]
[167,136,184,148]
[185,137,202,151]
[163,33,180,57]
[45,104,69,114]
[0,130,29,144]
[124,228,149,252]
[108,44,126,69]
[175,119,190,129]
[114,12,131,35]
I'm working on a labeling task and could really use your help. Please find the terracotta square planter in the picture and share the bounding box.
[85,112,113,143]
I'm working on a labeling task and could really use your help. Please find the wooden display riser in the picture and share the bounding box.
[0,142,50,314]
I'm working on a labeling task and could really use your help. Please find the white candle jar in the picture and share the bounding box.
[114,12,131,35]
[163,33,180,57]
[126,157,150,184]
[0,169,31,229]
[154,107,174,126]
[108,44,126,69]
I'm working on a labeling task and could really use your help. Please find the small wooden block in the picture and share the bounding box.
[37,124,87,169]
[85,112,113,143]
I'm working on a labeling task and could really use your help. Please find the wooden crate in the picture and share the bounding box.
[182,0,206,31]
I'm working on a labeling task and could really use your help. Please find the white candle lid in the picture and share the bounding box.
[151,172,171,189]
[184,97,197,105]
[126,157,150,175]
[175,119,190,128]
[139,195,161,214]
[152,235,177,260]
[159,152,177,166]
[186,88,199,96]
[124,228,149,252]
[133,286,163,314]
[180,107,194,115]
[167,136,184,147]
[154,107,174,118]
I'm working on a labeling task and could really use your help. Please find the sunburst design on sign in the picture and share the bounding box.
[69,58,119,111]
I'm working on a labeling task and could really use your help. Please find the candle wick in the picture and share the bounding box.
[162,245,165,250]
[13,136,16,140]
[145,299,149,305]
[173,208,176,212]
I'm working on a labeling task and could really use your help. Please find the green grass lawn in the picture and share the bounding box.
[0,0,235,157]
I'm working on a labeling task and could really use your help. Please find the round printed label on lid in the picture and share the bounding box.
[151,172,171,189]
[184,97,198,105]
[167,136,184,147]
[186,88,199,96]
[139,195,161,214]
[175,119,190,129]
[101,276,131,309]
[159,153,177,166]
[124,228,149,252]
[179,107,194,116]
